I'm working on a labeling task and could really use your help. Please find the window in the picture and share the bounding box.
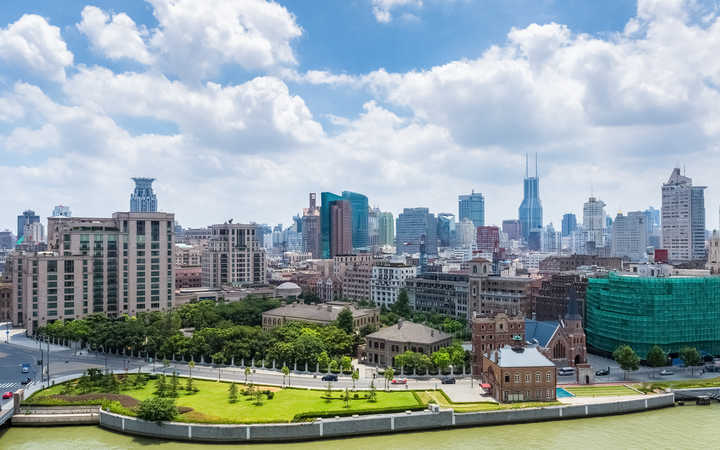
[535,372,540,382]
[546,372,551,382]
[514,373,520,383]
[525,374,530,383]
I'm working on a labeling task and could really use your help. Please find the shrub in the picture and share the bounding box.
[266,391,275,400]
[136,397,178,423]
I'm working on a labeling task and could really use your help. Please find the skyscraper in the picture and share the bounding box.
[368,207,380,247]
[17,210,40,241]
[437,213,456,247]
[395,208,437,255]
[458,191,485,228]
[561,213,577,237]
[302,193,321,258]
[583,197,606,248]
[130,178,158,212]
[320,192,342,258]
[341,191,369,250]
[378,211,394,246]
[502,219,522,241]
[330,200,352,257]
[662,168,706,262]
[51,205,71,217]
[611,212,647,261]
[518,154,542,241]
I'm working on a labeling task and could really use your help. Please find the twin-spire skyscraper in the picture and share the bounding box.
[518,153,543,242]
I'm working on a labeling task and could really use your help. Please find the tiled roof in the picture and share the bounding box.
[488,345,555,368]
[366,321,450,344]
[525,319,559,348]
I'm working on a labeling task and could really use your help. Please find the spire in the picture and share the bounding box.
[565,285,582,321]
[535,152,538,179]
[525,153,529,178]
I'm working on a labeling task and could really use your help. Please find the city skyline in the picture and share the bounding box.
[2,1,720,231]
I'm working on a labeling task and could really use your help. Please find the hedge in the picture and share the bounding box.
[293,404,428,421]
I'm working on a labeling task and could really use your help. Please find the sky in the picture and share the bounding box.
[1,0,719,232]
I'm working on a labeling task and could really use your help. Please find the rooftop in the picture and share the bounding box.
[366,321,450,344]
[525,320,559,348]
[488,344,555,368]
[264,302,376,322]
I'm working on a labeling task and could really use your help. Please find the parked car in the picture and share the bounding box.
[20,378,31,385]
[391,378,407,385]
[2,392,12,399]
[595,368,610,376]
[558,367,575,376]
[659,369,674,376]
[441,376,456,384]
[321,374,338,382]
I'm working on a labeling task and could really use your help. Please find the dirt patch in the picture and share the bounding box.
[180,410,223,423]
[47,393,140,408]
[177,406,194,414]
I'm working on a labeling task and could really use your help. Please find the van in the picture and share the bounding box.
[557,367,575,376]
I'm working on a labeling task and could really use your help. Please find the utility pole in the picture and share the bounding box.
[46,337,50,383]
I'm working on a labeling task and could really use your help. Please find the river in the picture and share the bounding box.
[1,404,718,449]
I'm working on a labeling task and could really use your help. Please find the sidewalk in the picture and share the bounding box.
[7,329,68,352]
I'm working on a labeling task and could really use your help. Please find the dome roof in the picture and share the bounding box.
[276,282,301,290]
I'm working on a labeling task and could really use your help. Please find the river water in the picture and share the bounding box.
[1,404,718,449]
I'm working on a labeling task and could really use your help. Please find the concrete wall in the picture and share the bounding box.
[99,394,675,443]
[673,387,720,400]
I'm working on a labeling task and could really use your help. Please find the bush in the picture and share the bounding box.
[136,397,178,423]
[266,391,274,400]
[293,405,426,422]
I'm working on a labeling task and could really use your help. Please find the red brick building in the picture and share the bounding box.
[476,226,500,253]
[482,343,557,403]
[175,266,202,289]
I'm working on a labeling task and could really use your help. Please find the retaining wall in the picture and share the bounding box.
[673,387,720,400]
[99,393,675,443]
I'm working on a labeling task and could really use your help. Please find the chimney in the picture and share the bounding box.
[494,350,499,362]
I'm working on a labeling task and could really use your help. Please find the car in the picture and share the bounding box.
[595,369,610,376]
[321,374,338,382]
[659,369,674,376]
[391,378,407,385]
[441,376,456,384]
[2,392,12,399]
[21,363,30,374]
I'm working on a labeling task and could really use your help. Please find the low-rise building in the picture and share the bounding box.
[0,281,11,322]
[539,254,622,273]
[482,344,557,403]
[533,273,587,321]
[364,320,452,366]
[471,313,525,375]
[261,302,379,330]
[175,266,202,289]
[274,282,301,299]
[406,272,469,319]
[474,276,533,318]
[175,243,202,266]
[334,254,373,301]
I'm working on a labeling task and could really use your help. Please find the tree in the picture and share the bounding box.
[336,308,354,334]
[254,389,263,406]
[384,367,395,390]
[317,351,331,372]
[343,387,351,408]
[369,380,377,402]
[432,351,451,373]
[340,356,352,373]
[155,373,168,397]
[137,397,177,423]
[391,289,411,317]
[646,345,667,378]
[613,345,640,379]
[229,382,238,403]
[329,359,339,373]
[352,369,359,390]
[187,361,195,392]
[244,367,251,385]
[325,381,333,402]
[169,371,179,397]
[681,347,702,375]
[281,365,290,388]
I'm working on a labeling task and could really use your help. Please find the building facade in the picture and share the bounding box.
[502,220,522,241]
[302,193,321,259]
[561,213,577,237]
[583,197,606,249]
[406,272,469,319]
[458,191,485,229]
[175,266,201,289]
[342,191,369,251]
[370,260,416,308]
[471,313,525,374]
[482,345,557,403]
[395,208,438,255]
[17,210,40,241]
[334,253,373,301]
[662,168,706,262]
[365,321,452,367]
[201,223,266,288]
[477,226,500,253]
[437,213,456,248]
[518,155,543,242]
[534,273,587,322]
[129,178,158,213]
[378,212,395,247]
[262,302,379,330]
[611,211,647,261]
[330,200,352,257]
[51,205,71,218]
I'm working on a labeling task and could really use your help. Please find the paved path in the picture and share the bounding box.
[440,380,491,402]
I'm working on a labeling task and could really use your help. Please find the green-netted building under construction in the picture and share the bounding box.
[586,273,720,358]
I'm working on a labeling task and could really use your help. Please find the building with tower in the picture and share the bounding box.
[458,191,485,229]
[17,210,40,242]
[202,223,266,288]
[302,193,321,258]
[662,168,706,262]
[52,205,71,218]
[583,197,606,249]
[518,154,542,242]
[130,178,158,212]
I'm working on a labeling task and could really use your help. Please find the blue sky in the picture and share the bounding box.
[1,0,719,232]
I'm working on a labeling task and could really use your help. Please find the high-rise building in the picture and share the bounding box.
[202,223,266,288]
[302,193,321,258]
[476,226,500,252]
[458,191,485,228]
[561,213,577,237]
[370,259,417,307]
[611,212,647,261]
[518,154,542,241]
[662,168,706,262]
[542,223,560,253]
[330,199,352,257]
[378,212,394,246]
[437,213,456,247]
[130,178,158,213]
[8,212,175,333]
[23,222,45,244]
[17,210,40,241]
[51,205,71,218]
[320,192,341,258]
[583,197,606,248]
[341,191,369,251]
[368,207,380,247]
[502,219,522,241]
[395,208,437,255]
[0,230,15,249]
[456,219,476,248]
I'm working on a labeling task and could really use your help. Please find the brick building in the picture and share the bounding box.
[476,226,500,253]
[482,344,557,403]
[471,313,524,375]
[534,273,587,321]
[175,266,202,289]
[0,280,11,322]
[333,254,373,301]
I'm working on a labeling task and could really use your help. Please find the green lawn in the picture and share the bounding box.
[26,375,423,424]
[565,385,639,397]
[417,391,560,413]
[640,376,720,391]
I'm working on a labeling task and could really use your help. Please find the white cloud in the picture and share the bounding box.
[372,0,423,23]
[0,14,73,82]
[147,0,302,80]
[77,6,154,65]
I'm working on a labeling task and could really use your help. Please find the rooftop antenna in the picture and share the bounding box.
[535,152,538,179]
[525,153,529,178]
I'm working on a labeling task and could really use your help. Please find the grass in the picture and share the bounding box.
[25,375,423,424]
[637,376,720,392]
[417,390,560,413]
[565,385,639,397]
